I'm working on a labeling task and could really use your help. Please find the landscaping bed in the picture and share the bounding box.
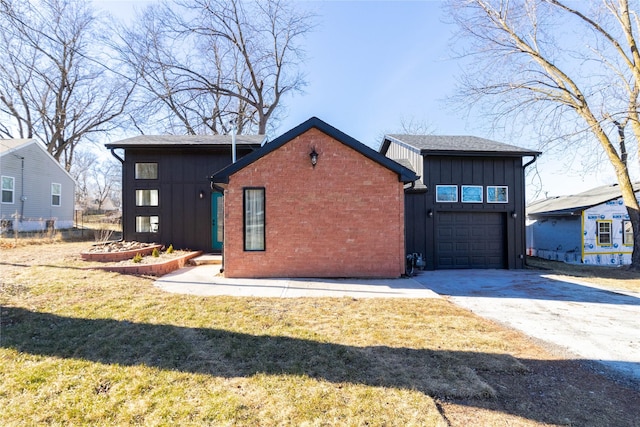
[80,241,201,276]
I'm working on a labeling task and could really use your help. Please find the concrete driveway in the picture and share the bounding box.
[410,269,640,387]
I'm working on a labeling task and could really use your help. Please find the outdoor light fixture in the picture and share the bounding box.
[309,148,318,167]
[511,211,518,218]
[428,210,433,218]
[199,190,205,199]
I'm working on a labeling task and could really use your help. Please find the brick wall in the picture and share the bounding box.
[222,128,406,278]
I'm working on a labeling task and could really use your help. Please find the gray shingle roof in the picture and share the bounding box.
[105,134,266,148]
[0,139,32,155]
[527,182,640,216]
[385,134,539,156]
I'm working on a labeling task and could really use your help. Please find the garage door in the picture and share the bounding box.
[436,212,506,269]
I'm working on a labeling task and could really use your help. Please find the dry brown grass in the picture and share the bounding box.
[1,243,639,426]
[527,256,640,292]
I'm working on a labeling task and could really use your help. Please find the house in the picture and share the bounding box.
[210,117,418,278]
[0,139,75,233]
[527,183,640,265]
[105,134,264,252]
[380,135,540,269]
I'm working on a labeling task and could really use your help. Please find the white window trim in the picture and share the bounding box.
[461,185,483,203]
[2,176,15,204]
[435,185,458,203]
[51,182,62,206]
[487,185,508,203]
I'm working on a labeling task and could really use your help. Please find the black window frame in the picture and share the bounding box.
[243,187,266,251]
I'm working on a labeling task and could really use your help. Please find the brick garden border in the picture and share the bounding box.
[84,251,202,276]
[81,244,163,262]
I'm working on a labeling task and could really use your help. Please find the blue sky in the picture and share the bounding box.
[96,0,622,198]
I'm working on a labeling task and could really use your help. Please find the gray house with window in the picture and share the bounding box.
[381,134,540,270]
[105,135,264,252]
[0,139,75,233]
[527,182,640,265]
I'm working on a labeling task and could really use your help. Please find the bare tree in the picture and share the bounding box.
[114,0,313,135]
[90,158,120,213]
[0,0,135,170]
[448,0,640,268]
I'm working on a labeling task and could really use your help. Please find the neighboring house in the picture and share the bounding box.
[527,183,640,265]
[381,135,540,270]
[105,134,264,252]
[0,139,75,233]
[210,117,418,278]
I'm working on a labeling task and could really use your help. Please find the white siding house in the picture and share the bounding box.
[527,183,640,265]
[0,139,75,233]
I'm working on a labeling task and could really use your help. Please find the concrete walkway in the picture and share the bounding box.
[154,265,440,298]
[154,265,640,386]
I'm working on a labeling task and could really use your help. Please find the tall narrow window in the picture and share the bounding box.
[135,163,158,179]
[136,189,159,206]
[623,220,634,245]
[51,183,61,206]
[1,176,14,204]
[597,220,612,245]
[244,188,265,251]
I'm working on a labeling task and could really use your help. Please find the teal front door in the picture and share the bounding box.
[211,192,223,251]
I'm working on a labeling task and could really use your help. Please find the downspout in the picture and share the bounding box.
[523,154,539,267]
[19,155,24,223]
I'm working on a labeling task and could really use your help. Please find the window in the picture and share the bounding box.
[597,220,612,245]
[461,185,483,203]
[51,183,61,206]
[244,188,265,251]
[1,176,14,204]
[135,163,158,179]
[436,185,458,202]
[136,216,159,233]
[487,186,508,203]
[623,220,633,245]
[136,189,159,206]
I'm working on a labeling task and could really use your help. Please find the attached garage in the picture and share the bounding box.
[382,134,540,270]
[436,212,506,269]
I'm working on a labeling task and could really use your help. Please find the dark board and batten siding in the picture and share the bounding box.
[121,147,255,252]
[406,155,528,270]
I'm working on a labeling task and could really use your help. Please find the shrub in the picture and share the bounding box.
[132,253,143,263]
[166,244,174,254]
[152,248,160,257]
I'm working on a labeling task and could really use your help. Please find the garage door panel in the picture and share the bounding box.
[436,212,506,269]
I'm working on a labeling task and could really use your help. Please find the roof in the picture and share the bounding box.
[105,134,266,149]
[527,182,640,216]
[0,139,32,155]
[381,134,540,157]
[211,117,419,184]
[0,138,75,181]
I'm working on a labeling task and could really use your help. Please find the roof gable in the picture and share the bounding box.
[211,117,419,184]
[527,182,640,216]
[381,134,540,157]
[0,139,74,182]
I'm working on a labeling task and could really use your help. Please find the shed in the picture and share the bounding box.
[105,134,264,252]
[0,139,75,233]
[527,183,640,265]
[211,117,418,278]
[381,135,540,269]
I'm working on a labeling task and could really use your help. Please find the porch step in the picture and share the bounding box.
[189,254,222,266]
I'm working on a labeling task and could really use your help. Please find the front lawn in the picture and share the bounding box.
[1,242,638,426]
